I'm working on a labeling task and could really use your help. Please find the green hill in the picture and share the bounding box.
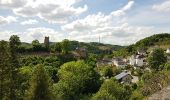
[113,33,170,57]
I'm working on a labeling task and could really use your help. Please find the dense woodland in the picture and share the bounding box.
[0,33,170,100]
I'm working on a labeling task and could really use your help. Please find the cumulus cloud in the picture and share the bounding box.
[20,19,38,25]
[0,0,27,8]
[152,0,170,12]
[0,0,88,24]
[0,16,17,25]
[61,1,151,45]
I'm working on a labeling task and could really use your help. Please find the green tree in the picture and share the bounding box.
[54,60,100,100]
[55,42,62,53]
[32,40,42,51]
[26,64,53,100]
[0,40,10,99]
[9,35,21,100]
[61,39,70,54]
[92,78,131,100]
[148,48,167,71]
[100,66,113,78]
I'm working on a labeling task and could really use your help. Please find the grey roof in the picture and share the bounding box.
[115,72,130,80]
[136,55,144,59]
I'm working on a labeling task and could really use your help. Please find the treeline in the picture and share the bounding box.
[17,39,123,55]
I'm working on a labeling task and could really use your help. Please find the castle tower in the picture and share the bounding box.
[44,36,49,46]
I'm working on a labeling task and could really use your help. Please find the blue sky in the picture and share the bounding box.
[0,0,170,45]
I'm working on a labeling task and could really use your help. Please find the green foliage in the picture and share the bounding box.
[0,40,10,99]
[100,66,113,78]
[61,39,70,54]
[164,62,170,70]
[9,35,22,99]
[32,40,42,51]
[148,48,167,71]
[130,90,145,100]
[26,64,53,100]
[140,72,170,96]
[54,60,100,100]
[92,78,132,100]
[19,66,33,97]
[136,33,170,47]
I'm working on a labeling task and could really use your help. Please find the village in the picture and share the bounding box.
[96,48,170,84]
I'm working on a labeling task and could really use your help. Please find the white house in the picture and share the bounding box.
[129,55,136,66]
[129,54,145,67]
[135,55,144,67]
[166,48,170,53]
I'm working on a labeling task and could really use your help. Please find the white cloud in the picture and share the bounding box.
[61,1,148,45]
[0,0,88,24]
[20,19,38,25]
[0,16,17,25]
[0,0,27,8]
[152,1,170,12]
[111,1,134,17]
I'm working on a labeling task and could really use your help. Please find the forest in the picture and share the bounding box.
[0,34,170,100]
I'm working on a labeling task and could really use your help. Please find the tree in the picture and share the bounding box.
[55,42,62,53]
[26,64,53,100]
[148,48,167,71]
[100,66,113,78]
[32,40,42,51]
[92,78,131,100]
[0,40,10,99]
[9,35,21,99]
[61,39,70,54]
[54,60,100,99]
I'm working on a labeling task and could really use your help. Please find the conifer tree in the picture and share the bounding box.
[8,35,21,100]
[0,40,10,99]
[27,64,53,100]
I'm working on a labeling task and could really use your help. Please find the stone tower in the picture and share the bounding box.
[44,36,49,46]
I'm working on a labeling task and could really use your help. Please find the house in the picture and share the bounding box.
[115,71,133,84]
[96,59,113,67]
[166,48,170,53]
[129,55,136,66]
[129,54,145,67]
[136,55,145,67]
[112,57,127,68]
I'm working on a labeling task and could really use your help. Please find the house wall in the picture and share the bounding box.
[166,49,170,53]
[136,58,143,66]
[130,57,135,66]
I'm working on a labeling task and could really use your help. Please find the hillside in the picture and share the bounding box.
[113,33,170,57]
[135,33,170,48]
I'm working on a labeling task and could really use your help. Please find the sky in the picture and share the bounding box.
[0,0,170,46]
